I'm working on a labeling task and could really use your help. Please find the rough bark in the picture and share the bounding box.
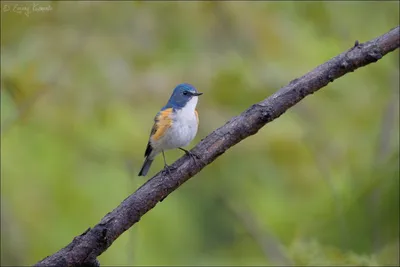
[35,26,400,267]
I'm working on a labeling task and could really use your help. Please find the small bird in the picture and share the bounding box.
[138,83,203,176]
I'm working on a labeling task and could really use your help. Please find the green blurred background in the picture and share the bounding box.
[1,1,399,266]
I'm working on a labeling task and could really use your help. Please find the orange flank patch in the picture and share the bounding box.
[151,108,173,141]
[195,109,199,126]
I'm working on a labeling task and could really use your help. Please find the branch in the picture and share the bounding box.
[35,26,400,266]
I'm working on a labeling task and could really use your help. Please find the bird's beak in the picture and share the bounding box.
[192,92,203,96]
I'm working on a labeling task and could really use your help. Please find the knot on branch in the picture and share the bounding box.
[367,47,383,62]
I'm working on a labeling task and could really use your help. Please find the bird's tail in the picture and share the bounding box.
[138,157,153,176]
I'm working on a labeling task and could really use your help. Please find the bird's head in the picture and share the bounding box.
[167,83,203,109]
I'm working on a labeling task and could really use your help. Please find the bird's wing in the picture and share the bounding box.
[151,108,174,141]
[145,109,173,157]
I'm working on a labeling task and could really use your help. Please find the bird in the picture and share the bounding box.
[138,83,203,176]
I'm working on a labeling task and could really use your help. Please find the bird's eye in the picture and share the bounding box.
[183,91,188,96]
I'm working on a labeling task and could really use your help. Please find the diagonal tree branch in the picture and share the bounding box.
[35,26,400,267]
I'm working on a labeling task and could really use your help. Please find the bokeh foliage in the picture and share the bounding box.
[1,1,399,266]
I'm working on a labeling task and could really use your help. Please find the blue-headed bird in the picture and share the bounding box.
[138,83,203,176]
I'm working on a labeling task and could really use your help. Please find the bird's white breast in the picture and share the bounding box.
[157,97,199,151]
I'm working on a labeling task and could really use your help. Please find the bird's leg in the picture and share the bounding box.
[162,150,176,175]
[162,150,168,168]
[179,147,204,165]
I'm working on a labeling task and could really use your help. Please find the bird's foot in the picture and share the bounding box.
[179,148,205,166]
[162,164,176,176]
